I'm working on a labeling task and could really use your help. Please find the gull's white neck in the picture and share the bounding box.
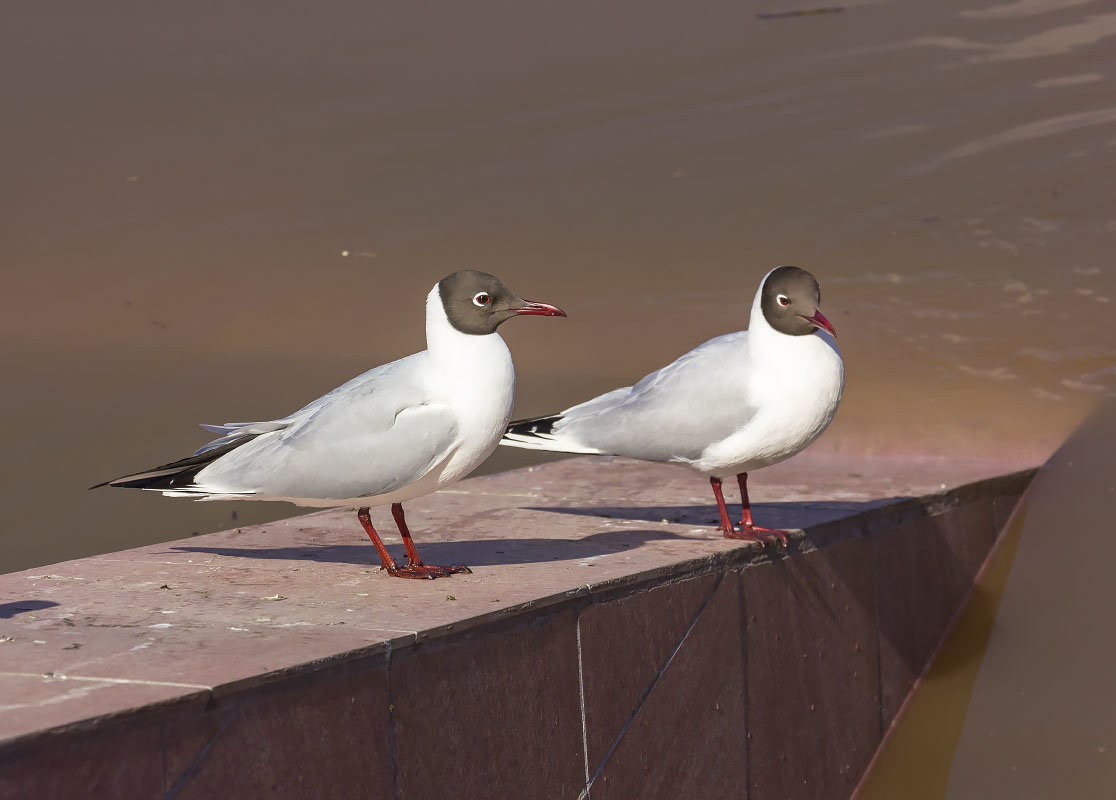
[422,285,516,483]
[424,284,515,399]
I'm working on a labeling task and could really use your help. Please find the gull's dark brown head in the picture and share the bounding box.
[760,266,835,337]
[438,270,566,335]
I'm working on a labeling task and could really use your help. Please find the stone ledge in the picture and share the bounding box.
[0,454,1035,798]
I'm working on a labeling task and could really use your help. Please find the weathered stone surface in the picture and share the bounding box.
[0,454,1035,798]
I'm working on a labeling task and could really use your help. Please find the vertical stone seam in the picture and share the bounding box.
[870,532,885,740]
[736,570,752,800]
[387,641,401,800]
[160,719,168,798]
[575,611,591,797]
[576,572,726,800]
[164,701,239,800]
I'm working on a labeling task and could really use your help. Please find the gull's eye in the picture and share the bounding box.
[777,294,790,307]
[473,292,492,307]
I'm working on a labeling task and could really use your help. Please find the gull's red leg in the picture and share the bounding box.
[387,503,472,580]
[392,503,425,566]
[356,507,401,571]
[357,506,471,580]
[710,477,737,534]
[735,472,788,547]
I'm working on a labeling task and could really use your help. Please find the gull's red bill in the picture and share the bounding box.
[801,309,835,337]
[514,301,567,318]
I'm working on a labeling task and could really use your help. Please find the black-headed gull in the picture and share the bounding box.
[94,270,566,579]
[501,266,843,545]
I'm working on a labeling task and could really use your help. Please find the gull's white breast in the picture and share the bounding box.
[695,330,844,477]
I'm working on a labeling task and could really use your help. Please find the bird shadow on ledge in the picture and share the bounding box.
[169,499,899,569]
[0,600,60,619]
[526,499,901,531]
[170,528,689,569]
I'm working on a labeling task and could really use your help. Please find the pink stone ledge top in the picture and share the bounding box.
[0,454,1035,747]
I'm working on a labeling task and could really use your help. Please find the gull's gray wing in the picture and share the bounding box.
[193,352,460,500]
[553,332,755,463]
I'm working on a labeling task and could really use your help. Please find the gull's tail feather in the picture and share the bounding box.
[500,414,604,455]
[89,435,260,493]
[195,421,288,454]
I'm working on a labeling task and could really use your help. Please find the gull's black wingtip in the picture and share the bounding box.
[86,435,259,493]
[506,414,561,438]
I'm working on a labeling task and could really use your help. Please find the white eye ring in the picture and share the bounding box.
[777,294,790,307]
[473,292,492,307]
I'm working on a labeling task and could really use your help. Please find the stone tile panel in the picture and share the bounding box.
[744,537,881,800]
[390,608,584,799]
[875,499,996,727]
[587,574,750,800]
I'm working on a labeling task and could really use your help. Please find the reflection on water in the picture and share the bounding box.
[961,1,1096,21]
[1033,73,1102,88]
[855,402,1116,797]
[915,105,1116,172]
[3,0,1114,571]
[908,11,1116,65]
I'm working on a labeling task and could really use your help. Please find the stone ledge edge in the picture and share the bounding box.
[0,466,1038,752]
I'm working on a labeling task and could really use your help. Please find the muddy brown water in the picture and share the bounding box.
[855,401,1116,798]
[3,0,1114,576]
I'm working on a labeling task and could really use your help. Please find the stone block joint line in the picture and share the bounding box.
[387,641,401,800]
[576,613,591,794]
[163,701,241,800]
[734,574,753,800]
[0,672,210,690]
[575,573,726,800]
[870,532,887,741]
